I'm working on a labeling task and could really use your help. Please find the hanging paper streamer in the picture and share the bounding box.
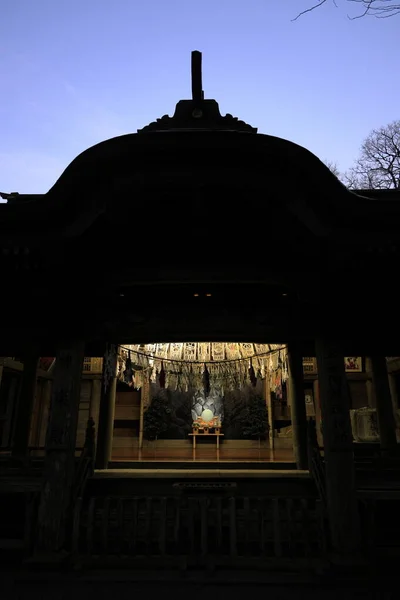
[183,342,197,361]
[135,370,144,390]
[198,343,211,362]
[248,361,257,387]
[116,343,287,395]
[212,342,225,362]
[159,361,166,388]
[156,343,169,358]
[123,350,134,386]
[240,343,254,359]
[169,343,183,361]
[203,363,210,397]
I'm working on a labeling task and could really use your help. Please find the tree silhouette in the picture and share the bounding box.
[242,395,269,441]
[143,394,170,440]
[345,120,400,190]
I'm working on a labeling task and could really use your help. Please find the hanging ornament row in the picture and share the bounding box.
[111,344,288,394]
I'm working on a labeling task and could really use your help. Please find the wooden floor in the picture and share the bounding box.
[95,468,307,478]
[111,448,295,463]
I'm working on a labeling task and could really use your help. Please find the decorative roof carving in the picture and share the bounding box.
[0,192,20,203]
[138,101,257,134]
[138,51,257,134]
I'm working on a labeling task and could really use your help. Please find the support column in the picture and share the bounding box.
[388,373,399,412]
[2,375,19,449]
[315,338,360,555]
[12,355,39,459]
[138,391,144,461]
[38,379,52,448]
[370,356,397,452]
[388,374,399,442]
[36,340,85,553]
[95,354,117,470]
[90,379,102,455]
[263,373,274,451]
[312,379,323,447]
[0,362,4,446]
[287,343,308,470]
[365,358,376,409]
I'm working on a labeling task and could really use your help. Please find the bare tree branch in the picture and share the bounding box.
[292,0,328,21]
[348,0,400,18]
[323,159,343,180]
[294,0,400,20]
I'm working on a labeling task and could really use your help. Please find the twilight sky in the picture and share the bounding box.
[0,0,398,196]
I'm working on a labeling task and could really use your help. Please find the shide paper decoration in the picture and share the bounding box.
[103,342,289,396]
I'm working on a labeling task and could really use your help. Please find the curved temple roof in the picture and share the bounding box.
[1,52,400,291]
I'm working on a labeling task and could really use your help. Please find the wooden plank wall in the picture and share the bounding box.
[29,377,102,452]
[111,390,140,460]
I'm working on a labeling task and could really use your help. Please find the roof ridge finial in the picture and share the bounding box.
[191,50,204,105]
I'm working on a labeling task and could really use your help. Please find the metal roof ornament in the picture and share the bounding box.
[191,50,204,108]
[138,50,257,134]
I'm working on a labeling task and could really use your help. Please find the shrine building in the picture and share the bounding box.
[1,52,400,574]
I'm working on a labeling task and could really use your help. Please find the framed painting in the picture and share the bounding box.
[344,357,362,372]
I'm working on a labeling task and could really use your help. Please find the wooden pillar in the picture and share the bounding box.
[2,375,19,449]
[0,362,5,447]
[36,340,85,553]
[95,356,117,470]
[12,356,39,459]
[366,380,375,408]
[365,358,376,409]
[313,379,323,447]
[138,390,145,460]
[371,356,397,452]
[388,374,399,442]
[0,362,4,445]
[287,343,308,470]
[38,379,52,448]
[263,372,274,450]
[388,373,399,412]
[90,379,102,455]
[315,338,360,555]
[139,373,151,460]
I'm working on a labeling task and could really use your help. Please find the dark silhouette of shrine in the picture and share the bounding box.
[1,52,400,595]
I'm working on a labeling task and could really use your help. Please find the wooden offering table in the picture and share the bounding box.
[189,424,224,460]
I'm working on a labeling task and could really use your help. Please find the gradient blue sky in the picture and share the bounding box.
[0,0,399,196]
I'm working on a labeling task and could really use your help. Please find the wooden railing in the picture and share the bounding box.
[71,494,327,567]
[6,492,395,566]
